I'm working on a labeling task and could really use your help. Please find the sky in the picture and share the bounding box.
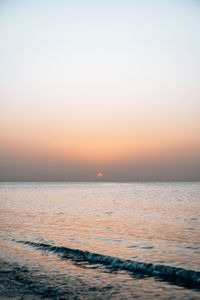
[0,0,200,181]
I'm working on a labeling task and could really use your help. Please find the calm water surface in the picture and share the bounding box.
[0,182,200,299]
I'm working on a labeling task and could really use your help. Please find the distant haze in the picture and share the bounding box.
[0,0,200,181]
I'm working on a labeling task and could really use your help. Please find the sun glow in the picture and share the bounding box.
[97,172,103,178]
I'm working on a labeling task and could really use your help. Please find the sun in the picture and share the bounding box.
[97,172,103,178]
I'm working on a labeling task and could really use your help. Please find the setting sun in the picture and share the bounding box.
[97,172,103,178]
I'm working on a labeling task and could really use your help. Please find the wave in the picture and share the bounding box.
[18,240,200,289]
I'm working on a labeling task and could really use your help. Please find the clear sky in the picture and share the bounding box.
[0,0,200,181]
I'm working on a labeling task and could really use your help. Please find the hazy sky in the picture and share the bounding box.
[0,0,200,181]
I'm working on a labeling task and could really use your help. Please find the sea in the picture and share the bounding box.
[0,182,199,299]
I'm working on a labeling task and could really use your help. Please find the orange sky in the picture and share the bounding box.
[0,0,200,181]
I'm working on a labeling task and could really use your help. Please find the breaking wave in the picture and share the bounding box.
[18,240,200,289]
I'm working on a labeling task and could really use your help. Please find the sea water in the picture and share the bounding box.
[0,182,199,299]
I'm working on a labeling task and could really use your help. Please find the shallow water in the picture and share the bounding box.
[0,182,200,299]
